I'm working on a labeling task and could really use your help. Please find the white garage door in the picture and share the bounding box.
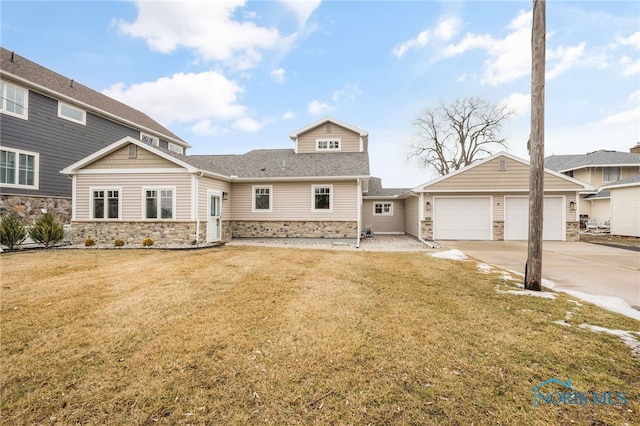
[433,197,492,240]
[504,197,564,240]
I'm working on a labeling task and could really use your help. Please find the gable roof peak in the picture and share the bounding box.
[289,116,368,139]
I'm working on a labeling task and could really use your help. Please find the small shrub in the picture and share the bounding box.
[114,239,125,247]
[0,211,27,250]
[28,212,65,249]
[85,238,96,247]
[142,238,154,247]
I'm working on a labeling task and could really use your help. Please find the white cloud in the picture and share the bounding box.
[392,17,462,58]
[118,1,294,70]
[615,31,640,49]
[308,100,333,116]
[597,106,640,126]
[280,0,321,26]
[331,83,362,102]
[191,119,221,137]
[546,42,586,80]
[282,111,297,120]
[233,117,264,132]
[103,71,246,125]
[271,68,286,84]
[620,57,640,76]
[501,93,531,116]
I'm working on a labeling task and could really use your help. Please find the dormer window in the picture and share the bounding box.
[141,132,159,146]
[316,139,341,151]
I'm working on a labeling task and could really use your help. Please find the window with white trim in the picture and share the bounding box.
[58,102,86,125]
[253,186,272,212]
[145,188,175,219]
[92,189,120,219]
[602,167,620,183]
[316,139,341,151]
[168,143,183,154]
[0,148,38,189]
[312,185,332,211]
[374,202,393,216]
[141,133,159,146]
[0,81,28,119]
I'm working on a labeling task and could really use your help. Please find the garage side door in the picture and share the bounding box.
[505,196,564,240]
[433,197,492,240]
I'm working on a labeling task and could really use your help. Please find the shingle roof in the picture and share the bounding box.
[161,148,370,179]
[0,47,187,147]
[584,190,610,200]
[601,173,640,189]
[545,150,640,172]
[364,177,410,197]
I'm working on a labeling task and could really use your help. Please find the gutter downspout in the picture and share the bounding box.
[410,191,437,248]
[356,178,362,248]
[194,172,203,244]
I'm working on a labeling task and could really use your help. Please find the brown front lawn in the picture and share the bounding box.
[1,247,639,425]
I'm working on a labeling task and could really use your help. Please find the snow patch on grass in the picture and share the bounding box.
[431,250,467,260]
[579,323,640,357]
[495,288,557,299]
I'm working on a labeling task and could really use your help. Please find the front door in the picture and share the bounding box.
[207,192,222,242]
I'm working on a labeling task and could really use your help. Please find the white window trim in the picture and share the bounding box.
[0,147,39,190]
[142,187,176,220]
[252,185,273,213]
[0,80,28,120]
[168,142,183,154]
[311,184,333,212]
[373,202,394,216]
[57,101,86,125]
[602,167,621,183]
[90,187,122,220]
[140,132,160,146]
[316,138,341,151]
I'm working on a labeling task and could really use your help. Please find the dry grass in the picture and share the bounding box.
[1,246,639,425]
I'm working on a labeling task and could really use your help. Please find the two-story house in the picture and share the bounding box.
[0,47,189,223]
[61,117,373,246]
[545,147,640,237]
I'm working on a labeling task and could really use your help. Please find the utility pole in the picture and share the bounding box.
[526,0,545,291]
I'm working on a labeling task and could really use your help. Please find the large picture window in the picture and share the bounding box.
[0,81,28,119]
[253,186,272,212]
[312,185,332,211]
[0,148,38,189]
[145,188,175,219]
[92,189,120,219]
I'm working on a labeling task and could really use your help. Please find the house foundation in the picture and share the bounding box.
[231,220,358,238]
[1,194,72,224]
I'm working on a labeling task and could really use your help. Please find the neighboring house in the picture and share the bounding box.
[601,175,640,237]
[61,117,371,246]
[0,47,189,223]
[408,152,595,242]
[545,147,640,235]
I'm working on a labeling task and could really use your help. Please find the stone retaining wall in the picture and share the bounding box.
[1,195,72,224]
[231,221,357,238]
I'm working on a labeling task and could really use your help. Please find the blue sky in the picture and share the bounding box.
[2,1,639,187]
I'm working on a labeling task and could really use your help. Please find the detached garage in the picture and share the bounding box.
[412,152,595,242]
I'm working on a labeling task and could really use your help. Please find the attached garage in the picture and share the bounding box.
[411,152,594,242]
[504,196,565,240]
[433,197,492,240]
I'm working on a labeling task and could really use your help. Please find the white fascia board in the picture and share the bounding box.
[601,181,640,190]
[61,137,198,174]
[559,162,640,173]
[1,70,191,149]
[230,175,370,182]
[289,116,368,138]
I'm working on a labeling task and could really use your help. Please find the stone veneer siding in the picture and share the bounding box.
[1,195,72,224]
[70,221,232,246]
[231,221,357,238]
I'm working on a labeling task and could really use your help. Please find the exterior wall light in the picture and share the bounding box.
[426,201,432,211]
[569,201,576,211]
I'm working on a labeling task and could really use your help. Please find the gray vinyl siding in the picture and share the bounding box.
[0,88,172,198]
[231,181,358,221]
[74,172,192,221]
[404,195,419,237]
[362,199,406,233]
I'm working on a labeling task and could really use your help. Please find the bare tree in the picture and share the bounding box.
[409,96,514,176]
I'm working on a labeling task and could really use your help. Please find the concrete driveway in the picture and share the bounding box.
[441,241,640,311]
